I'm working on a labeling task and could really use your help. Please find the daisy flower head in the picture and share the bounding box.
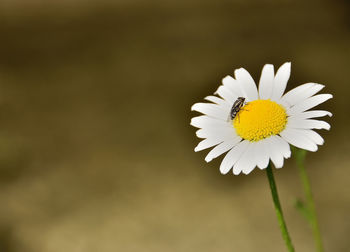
[190,63,332,175]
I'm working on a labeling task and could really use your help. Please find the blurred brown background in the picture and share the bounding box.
[0,0,348,251]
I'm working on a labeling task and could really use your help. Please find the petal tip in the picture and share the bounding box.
[222,75,234,83]
[220,168,230,175]
[190,104,197,111]
[322,122,331,130]
[309,145,318,152]
[242,169,253,175]
[234,67,245,75]
[233,167,241,175]
[324,94,333,100]
[278,62,291,71]
[203,96,210,100]
[190,118,195,126]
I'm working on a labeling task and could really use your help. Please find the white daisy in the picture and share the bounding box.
[191,62,332,175]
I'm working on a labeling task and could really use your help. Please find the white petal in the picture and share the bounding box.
[287,118,331,130]
[204,96,230,107]
[287,94,333,115]
[196,127,236,139]
[280,83,324,107]
[288,110,332,120]
[242,143,261,174]
[258,64,274,99]
[280,128,318,152]
[255,139,270,169]
[235,143,257,175]
[215,86,237,103]
[280,83,315,106]
[219,140,249,174]
[290,129,324,145]
[271,62,291,101]
[234,68,258,101]
[274,135,291,158]
[222,76,243,97]
[265,136,284,168]
[191,102,228,120]
[205,137,242,162]
[194,138,223,152]
[305,130,324,145]
[190,115,229,129]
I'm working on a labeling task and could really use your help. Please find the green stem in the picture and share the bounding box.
[295,149,324,252]
[266,164,295,252]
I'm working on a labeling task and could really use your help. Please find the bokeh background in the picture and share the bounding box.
[0,0,349,251]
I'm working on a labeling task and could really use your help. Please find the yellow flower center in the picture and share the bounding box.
[233,99,287,142]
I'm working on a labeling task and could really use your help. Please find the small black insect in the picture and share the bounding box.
[228,97,246,121]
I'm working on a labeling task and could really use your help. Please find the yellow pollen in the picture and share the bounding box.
[233,99,287,142]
